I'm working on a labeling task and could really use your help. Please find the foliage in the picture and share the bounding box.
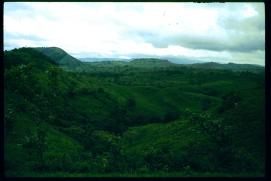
[4,47,265,176]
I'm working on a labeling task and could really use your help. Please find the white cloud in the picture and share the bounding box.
[4,2,265,65]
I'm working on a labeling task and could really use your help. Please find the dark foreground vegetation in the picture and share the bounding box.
[4,47,265,177]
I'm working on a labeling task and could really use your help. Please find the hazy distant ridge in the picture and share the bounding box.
[28,47,264,73]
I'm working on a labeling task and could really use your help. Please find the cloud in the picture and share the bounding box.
[138,3,264,53]
[3,2,265,65]
[4,32,46,42]
[145,31,264,52]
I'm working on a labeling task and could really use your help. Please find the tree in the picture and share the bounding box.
[47,66,61,97]
[97,87,104,93]
[4,107,15,136]
[163,110,180,123]
[188,112,235,171]
[201,98,212,111]
[126,98,136,109]
[144,145,170,171]
[218,92,242,113]
[22,127,47,171]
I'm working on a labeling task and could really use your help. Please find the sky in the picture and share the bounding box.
[4,2,265,65]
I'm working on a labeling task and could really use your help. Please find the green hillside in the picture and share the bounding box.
[4,47,265,177]
[35,47,82,70]
[33,47,263,74]
[185,62,264,73]
[128,58,174,68]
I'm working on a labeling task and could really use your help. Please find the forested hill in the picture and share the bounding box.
[35,47,83,70]
[128,58,174,68]
[4,47,265,176]
[18,47,264,73]
[4,47,57,70]
[184,62,264,73]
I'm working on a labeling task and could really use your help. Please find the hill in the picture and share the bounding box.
[77,58,263,74]
[4,47,57,70]
[4,47,265,176]
[185,62,264,73]
[129,58,174,68]
[79,57,130,62]
[35,47,83,70]
[23,47,264,73]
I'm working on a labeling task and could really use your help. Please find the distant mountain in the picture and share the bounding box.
[35,47,82,70]
[164,57,203,64]
[84,61,129,66]
[77,58,263,73]
[131,58,170,63]
[79,57,130,62]
[79,56,201,64]
[184,62,264,73]
[128,58,175,68]
[75,58,177,73]
[79,58,264,72]
[6,47,263,73]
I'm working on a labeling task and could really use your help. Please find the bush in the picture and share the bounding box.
[126,98,136,109]
[144,146,171,171]
[201,98,212,111]
[22,128,48,171]
[163,110,180,123]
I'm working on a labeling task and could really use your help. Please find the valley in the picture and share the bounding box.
[4,47,265,177]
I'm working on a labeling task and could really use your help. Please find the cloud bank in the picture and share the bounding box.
[4,2,265,65]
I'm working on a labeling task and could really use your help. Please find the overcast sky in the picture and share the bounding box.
[4,2,265,65]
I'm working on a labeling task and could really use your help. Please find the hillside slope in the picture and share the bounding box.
[35,47,82,70]
[4,47,265,176]
[184,62,264,73]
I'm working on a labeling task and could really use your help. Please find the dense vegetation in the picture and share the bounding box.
[4,47,265,177]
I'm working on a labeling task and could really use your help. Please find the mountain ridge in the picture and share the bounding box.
[35,47,82,70]
[6,47,264,73]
